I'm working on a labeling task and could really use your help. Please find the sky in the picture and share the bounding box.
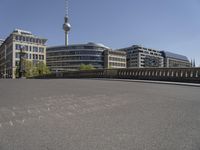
[0,0,200,66]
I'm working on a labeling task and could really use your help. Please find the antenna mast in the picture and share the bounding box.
[65,0,68,17]
[63,0,71,46]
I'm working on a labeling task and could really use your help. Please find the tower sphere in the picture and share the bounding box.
[63,16,71,32]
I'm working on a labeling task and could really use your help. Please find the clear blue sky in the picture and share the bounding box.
[0,0,200,66]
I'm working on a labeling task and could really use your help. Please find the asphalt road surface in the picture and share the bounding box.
[0,79,200,150]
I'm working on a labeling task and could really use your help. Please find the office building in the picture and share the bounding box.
[0,29,47,78]
[118,45,164,68]
[161,51,191,68]
[46,43,110,72]
[104,50,126,69]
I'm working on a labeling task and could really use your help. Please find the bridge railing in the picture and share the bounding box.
[34,68,200,83]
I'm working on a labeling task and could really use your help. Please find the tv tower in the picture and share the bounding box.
[63,0,71,46]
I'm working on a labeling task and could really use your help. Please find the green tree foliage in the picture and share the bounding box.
[15,60,51,78]
[79,64,95,70]
[36,61,51,76]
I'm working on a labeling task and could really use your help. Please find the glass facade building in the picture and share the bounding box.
[161,51,191,68]
[118,45,191,68]
[46,43,110,72]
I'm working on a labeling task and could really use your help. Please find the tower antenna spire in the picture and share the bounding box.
[63,0,71,46]
[65,0,68,17]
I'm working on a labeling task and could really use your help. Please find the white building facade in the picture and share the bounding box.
[118,45,164,68]
[0,29,47,78]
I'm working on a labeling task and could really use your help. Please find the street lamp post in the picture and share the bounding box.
[19,46,26,78]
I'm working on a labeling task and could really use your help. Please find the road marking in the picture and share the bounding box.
[48,107,50,111]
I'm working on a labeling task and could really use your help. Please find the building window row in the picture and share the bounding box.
[109,57,126,62]
[15,44,44,53]
[47,51,103,57]
[15,52,44,60]
[15,36,45,45]
[109,62,126,67]
[47,56,103,61]
[47,62,103,67]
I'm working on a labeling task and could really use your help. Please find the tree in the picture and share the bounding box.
[15,60,51,78]
[36,62,51,75]
[79,64,95,70]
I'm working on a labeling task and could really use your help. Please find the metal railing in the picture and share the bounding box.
[33,67,200,83]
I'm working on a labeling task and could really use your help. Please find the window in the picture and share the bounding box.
[15,53,20,58]
[15,36,19,41]
[29,54,32,59]
[39,55,44,60]
[26,37,29,42]
[39,47,44,53]
[29,46,32,52]
[33,54,36,59]
[24,45,28,51]
[15,44,20,50]
[33,47,38,52]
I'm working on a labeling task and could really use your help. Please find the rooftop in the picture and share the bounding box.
[161,51,189,61]
[47,42,111,50]
[13,29,32,35]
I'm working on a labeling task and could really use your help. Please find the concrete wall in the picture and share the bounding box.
[34,68,200,83]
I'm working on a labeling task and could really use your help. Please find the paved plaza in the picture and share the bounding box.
[0,79,200,150]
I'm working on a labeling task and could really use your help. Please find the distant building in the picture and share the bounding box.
[117,45,164,68]
[0,39,4,46]
[46,43,110,72]
[104,50,126,69]
[161,51,191,68]
[0,29,47,78]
